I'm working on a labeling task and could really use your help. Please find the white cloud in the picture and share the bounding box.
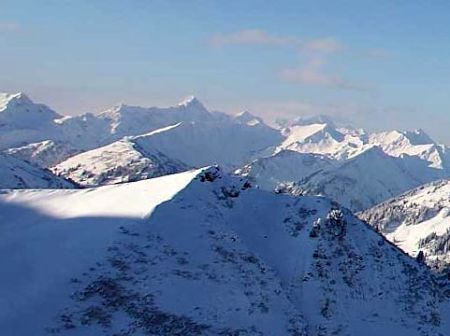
[209,29,301,48]
[209,29,342,53]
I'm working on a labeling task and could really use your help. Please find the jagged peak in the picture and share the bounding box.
[101,96,209,118]
[351,144,389,160]
[402,128,435,145]
[177,95,205,109]
[0,92,33,111]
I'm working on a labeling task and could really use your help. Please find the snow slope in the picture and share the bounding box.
[360,179,450,271]
[127,120,282,169]
[297,146,443,212]
[1,167,449,335]
[0,168,205,336]
[0,153,75,189]
[236,150,334,190]
[277,123,367,160]
[5,140,78,167]
[370,129,450,169]
[53,119,282,186]
[52,125,190,186]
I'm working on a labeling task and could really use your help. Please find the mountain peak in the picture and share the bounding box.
[403,128,435,145]
[177,95,204,109]
[233,110,263,126]
[0,92,33,111]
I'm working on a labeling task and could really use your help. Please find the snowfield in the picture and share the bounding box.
[0,169,203,335]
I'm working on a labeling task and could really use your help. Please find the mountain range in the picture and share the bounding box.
[3,91,450,335]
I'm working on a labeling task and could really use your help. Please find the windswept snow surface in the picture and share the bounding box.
[1,167,450,335]
[0,168,203,335]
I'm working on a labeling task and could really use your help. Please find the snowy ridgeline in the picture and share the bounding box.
[2,91,450,214]
[1,167,450,336]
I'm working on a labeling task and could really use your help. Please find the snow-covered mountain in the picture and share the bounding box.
[229,119,450,212]
[0,153,75,189]
[297,145,446,212]
[5,140,79,167]
[0,92,282,169]
[52,117,283,186]
[233,110,265,126]
[236,150,334,190]
[0,92,64,149]
[95,96,214,138]
[276,121,450,170]
[1,167,450,335]
[126,120,281,169]
[52,125,190,186]
[277,123,367,160]
[369,129,450,169]
[360,178,450,272]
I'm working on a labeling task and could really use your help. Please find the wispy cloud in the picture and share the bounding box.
[279,56,368,91]
[209,29,301,48]
[0,21,21,33]
[209,29,369,90]
[210,29,380,91]
[209,29,342,54]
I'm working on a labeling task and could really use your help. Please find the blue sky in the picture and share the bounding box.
[1,0,450,142]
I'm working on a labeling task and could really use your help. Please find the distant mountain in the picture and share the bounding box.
[52,115,283,186]
[360,178,450,272]
[0,93,224,151]
[369,129,450,169]
[0,92,64,149]
[296,145,447,212]
[1,167,448,335]
[4,91,450,215]
[52,125,190,186]
[0,92,282,169]
[0,152,75,189]
[277,123,367,160]
[233,110,265,126]
[236,150,334,190]
[233,119,450,211]
[96,95,213,138]
[5,140,79,167]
